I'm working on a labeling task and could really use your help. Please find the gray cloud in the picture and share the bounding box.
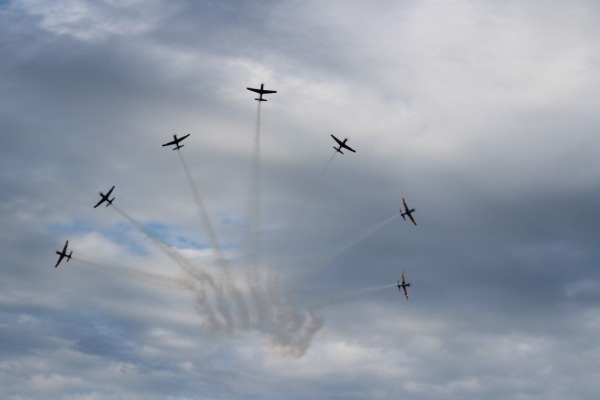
[2,0,600,399]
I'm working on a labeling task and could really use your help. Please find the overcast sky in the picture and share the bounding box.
[2,0,600,399]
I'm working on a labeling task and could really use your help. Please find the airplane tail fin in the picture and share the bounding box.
[400,212,406,221]
[256,98,267,102]
[334,146,343,154]
[67,251,72,261]
[106,198,114,207]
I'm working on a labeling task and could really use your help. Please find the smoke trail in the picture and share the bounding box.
[72,257,196,292]
[177,150,249,327]
[247,101,262,273]
[194,281,224,333]
[177,150,225,261]
[309,283,397,310]
[110,204,235,334]
[275,149,338,255]
[321,149,337,177]
[317,214,400,269]
[245,100,265,331]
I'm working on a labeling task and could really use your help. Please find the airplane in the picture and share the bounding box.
[331,134,356,154]
[400,197,417,225]
[246,83,277,102]
[162,133,190,150]
[397,270,411,300]
[54,240,72,268]
[93,185,115,208]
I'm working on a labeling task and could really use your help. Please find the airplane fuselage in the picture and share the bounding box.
[94,185,116,208]
[162,134,189,150]
[401,209,415,219]
[55,240,72,267]
[55,250,72,261]
[331,134,356,154]
[247,83,277,102]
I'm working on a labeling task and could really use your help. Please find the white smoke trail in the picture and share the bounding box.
[321,149,337,177]
[275,149,338,254]
[72,257,196,292]
[247,101,262,274]
[245,100,265,331]
[317,214,400,269]
[177,150,249,327]
[309,283,397,310]
[110,204,235,334]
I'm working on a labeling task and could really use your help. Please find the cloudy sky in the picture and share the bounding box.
[2,0,600,398]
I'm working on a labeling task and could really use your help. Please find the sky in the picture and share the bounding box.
[1,0,600,398]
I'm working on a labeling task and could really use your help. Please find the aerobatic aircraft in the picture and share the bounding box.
[93,185,115,208]
[162,133,190,150]
[400,197,417,225]
[247,83,277,101]
[397,270,411,300]
[331,134,356,154]
[54,240,72,268]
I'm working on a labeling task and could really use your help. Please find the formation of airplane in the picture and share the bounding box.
[162,133,190,150]
[93,185,115,208]
[397,270,411,300]
[54,240,72,268]
[56,82,421,302]
[247,83,277,102]
[331,134,356,154]
[400,197,417,226]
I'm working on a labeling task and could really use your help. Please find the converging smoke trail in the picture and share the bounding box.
[73,257,196,292]
[177,150,226,261]
[111,205,210,284]
[106,194,324,355]
[309,283,398,310]
[110,204,235,334]
[177,150,249,327]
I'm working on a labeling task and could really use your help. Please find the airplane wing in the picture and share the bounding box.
[162,139,177,147]
[55,254,63,268]
[55,241,68,267]
[408,213,417,226]
[402,285,409,300]
[247,87,277,94]
[93,198,105,208]
[331,134,343,145]
[105,186,115,197]
[401,271,406,285]
[402,198,409,212]
[342,143,356,153]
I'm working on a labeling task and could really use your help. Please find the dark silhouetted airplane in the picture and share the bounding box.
[331,134,356,154]
[400,197,417,225]
[55,240,72,268]
[162,133,190,150]
[94,185,115,208]
[397,270,411,300]
[247,83,277,101]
